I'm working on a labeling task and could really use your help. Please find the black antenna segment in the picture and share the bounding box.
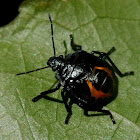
[49,14,56,56]
[16,66,50,76]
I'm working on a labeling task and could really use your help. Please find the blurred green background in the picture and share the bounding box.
[0,0,139,139]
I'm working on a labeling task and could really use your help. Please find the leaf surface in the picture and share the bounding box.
[0,0,140,139]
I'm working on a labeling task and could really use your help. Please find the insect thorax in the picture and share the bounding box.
[56,64,89,87]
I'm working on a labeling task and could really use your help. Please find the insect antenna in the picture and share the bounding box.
[49,14,56,56]
[16,66,50,76]
[16,14,56,75]
[16,15,55,76]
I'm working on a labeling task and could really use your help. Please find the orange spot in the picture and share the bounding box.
[86,80,111,100]
[86,66,113,100]
[94,66,113,78]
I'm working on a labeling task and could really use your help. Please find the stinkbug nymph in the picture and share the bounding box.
[17,15,134,124]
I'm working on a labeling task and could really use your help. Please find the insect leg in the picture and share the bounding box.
[63,41,67,57]
[105,55,134,77]
[65,100,73,124]
[61,89,73,124]
[91,47,134,77]
[70,35,82,51]
[108,57,134,77]
[97,108,116,124]
[84,109,116,124]
[32,83,61,102]
[84,109,89,116]
[91,47,115,57]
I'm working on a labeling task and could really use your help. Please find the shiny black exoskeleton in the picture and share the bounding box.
[16,15,134,124]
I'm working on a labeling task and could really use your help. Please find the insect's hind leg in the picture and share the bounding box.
[84,109,116,124]
[32,83,61,102]
[70,35,82,51]
[91,47,134,77]
[105,54,134,77]
[97,108,116,124]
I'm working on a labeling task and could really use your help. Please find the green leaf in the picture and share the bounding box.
[0,0,140,139]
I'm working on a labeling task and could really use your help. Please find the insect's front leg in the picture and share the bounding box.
[61,89,73,124]
[32,83,61,102]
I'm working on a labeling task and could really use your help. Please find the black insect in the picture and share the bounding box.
[17,15,134,124]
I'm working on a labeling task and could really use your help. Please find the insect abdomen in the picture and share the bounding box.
[86,67,115,100]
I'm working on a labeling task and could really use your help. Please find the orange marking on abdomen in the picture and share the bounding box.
[86,80,111,100]
[94,66,113,78]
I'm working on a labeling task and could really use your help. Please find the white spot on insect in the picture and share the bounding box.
[72,71,77,77]
[71,67,83,78]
